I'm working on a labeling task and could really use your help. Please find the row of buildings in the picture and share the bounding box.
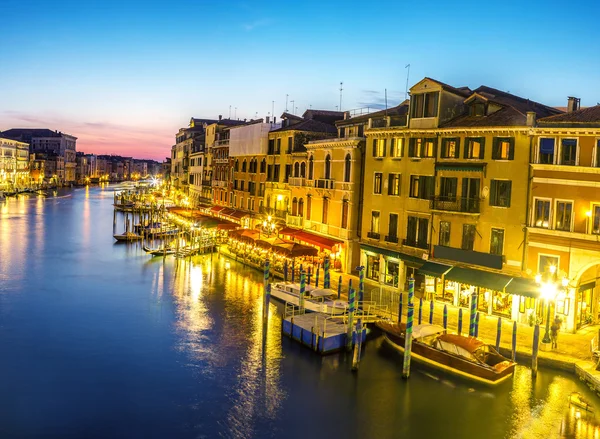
[0,128,162,188]
[171,77,600,333]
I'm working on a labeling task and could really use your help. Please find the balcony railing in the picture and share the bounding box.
[337,181,353,191]
[260,206,287,220]
[371,118,387,128]
[215,139,229,146]
[385,235,399,243]
[289,177,306,187]
[201,179,211,186]
[314,178,335,189]
[430,196,480,213]
[286,214,304,228]
[367,231,380,240]
[402,238,428,249]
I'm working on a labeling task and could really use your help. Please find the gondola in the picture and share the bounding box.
[113,232,143,242]
[142,245,176,256]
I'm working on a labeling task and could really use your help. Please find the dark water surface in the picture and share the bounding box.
[1,185,600,439]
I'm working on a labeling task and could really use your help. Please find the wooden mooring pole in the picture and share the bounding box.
[402,277,415,379]
[352,318,363,372]
[532,323,540,378]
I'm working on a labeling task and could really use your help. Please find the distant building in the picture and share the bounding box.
[0,136,30,189]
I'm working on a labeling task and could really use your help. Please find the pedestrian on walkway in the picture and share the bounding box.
[551,316,562,349]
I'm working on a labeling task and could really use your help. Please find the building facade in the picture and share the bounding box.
[0,137,30,189]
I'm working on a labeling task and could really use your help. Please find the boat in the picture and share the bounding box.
[113,232,143,242]
[270,282,348,314]
[376,321,516,385]
[142,245,176,256]
[569,392,594,412]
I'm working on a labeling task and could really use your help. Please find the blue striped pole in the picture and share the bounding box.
[418,297,423,324]
[337,275,342,299]
[352,318,363,371]
[443,304,448,329]
[429,300,434,324]
[346,287,356,351]
[402,277,415,378]
[511,321,517,362]
[291,260,295,283]
[398,293,403,323]
[358,266,365,311]
[264,284,271,324]
[283,260,288,282]
[469,292,477,337]
[458,308,463,335]
[315,268,320,287]
[324,258,331,289]
[474,312,480,338]
[495,317,502,351]
[299,271,306,312]
[532,323,540,377]
[263,260,270,321]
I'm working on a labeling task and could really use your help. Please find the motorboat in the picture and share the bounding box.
[376,322,515,385]
[142,245,176,256]
[271,282,348,314]
[113,232,143,242]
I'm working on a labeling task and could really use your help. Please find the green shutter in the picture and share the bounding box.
[492,138,499,159]
[508,138,515,160]
[382,139,387,157]
[479,137,486,159]
[408,138,415,157]
[489,180,497,206]
[464,138,470,159]
[455,138,461,158]
[441,139,447,158]
[433,138,438,158]
[372,139,377,157]
[506,181,512,207]
[388,174,393,195]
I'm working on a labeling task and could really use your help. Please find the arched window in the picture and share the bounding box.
[292,197,298,216]
[344,154,351,182]
[325,154,331,180]
[242,160,247,172]
[322,197,329,223]
[260,159,266,173]
[306,196,311,220]
[300,162,306,178]
[266,195,271,208]
[341,200,349,229]
[308,156,314,180]
[235,159,239,171]
[298,198,304,217]
[294,162,300,177]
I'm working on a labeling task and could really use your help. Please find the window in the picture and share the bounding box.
[268,139,275,155]
[489,180,512,207]
[371,211,380,234]
[411,92,439,118]
[408,138,422,157]
[308,156,314,180]
[423,138,436,158]
[298,198,304,217]
[560,139,577,165]
[273,165,280,182]
[409,175,434,199]
[241,160,247,172]
[533,199,551,228]
[391,138,404,158]
[300,162,306,178]
[595,139,600,167]
[374,172,383,194]
[247,198,252,210]
[284,164,292,183]
[388,173,401,196]
[234,160,239,171]
[325,154,331,179]
[260,159,266,173]
[322,198,329,223]
[538,138,555,164]
[462,224,476,251]
[555,201,573,231]
[538,255,559,274]
[439,221,450,247]
[306,196,311,220]
[373,139,386,157]
[406,216,428,248]
[294,162,300,177]
[470,103,485,117]
[341,201,349,229]
[490,228,504,256]
[275,138,281,154]
[388,213,398,238]
[464,137,485,159]
[267,164,273,181]
[492,137,514,160]
[441,138,460,159]
[439,177,458,201]
[287,137,293,153]
[344,154,351,182]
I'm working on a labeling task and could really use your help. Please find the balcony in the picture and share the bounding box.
[336,181,353,191]
[286,214,304,228]
[313,178,335,189]
[430,196,480,214]
[260,205,287,220]
[215,139,229,147]
[201,179,211,186]
[367,231,380,240]
[402,238,428,250]
[385,235,399,244]
[288,177,306,187]
[214,180,227,188]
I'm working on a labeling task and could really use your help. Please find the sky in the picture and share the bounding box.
[1,0,600,161]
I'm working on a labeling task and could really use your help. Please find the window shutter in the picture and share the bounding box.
[390,138,395,156]
[441,139,447,158]
[464,139,469,159]
[454,138,461,158]
[489,180,497,206]
[506,181,512,207]
[408,138,415,157]
[508,138,515,160]
[372,139,377,157]
[382,139,387,157]
[433,138,438,158]
[492,138,499,159]
[479,137,486,159]
[388,174,392,195]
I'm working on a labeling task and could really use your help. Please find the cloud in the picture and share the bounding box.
[357,89,405,110]
[243,18,272,31]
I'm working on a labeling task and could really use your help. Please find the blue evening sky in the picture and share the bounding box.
[1,0,599,160]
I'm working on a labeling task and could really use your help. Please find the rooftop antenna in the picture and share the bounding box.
[285,94,289,112]
[290,100,295,114]
[339,81,343,111]
[234,107,237,120]
[229,105,232,119]
[405,64,411,100]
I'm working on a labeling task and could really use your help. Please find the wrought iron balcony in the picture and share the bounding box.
[313,178,335,189]
[430,196,480,213]
[367,231,380,240]
[289,177,306,187]
[385,234,399,243]
[402,238,428,249]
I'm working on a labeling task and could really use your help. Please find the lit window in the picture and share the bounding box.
[533,199,550,228]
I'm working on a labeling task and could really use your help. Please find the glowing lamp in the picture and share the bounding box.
[587,210,592,217]
[540,282,557,301]
[549,265,557,274]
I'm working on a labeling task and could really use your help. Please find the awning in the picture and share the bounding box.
[418,261,452,277]
[505,277,540,298]
[579,280,596,292]
[444,266,512,292]
[359,244,425,266]
[278,227,301,236]
[224,210,248,220]
[210,206,226,213]
[435,163,485,172]
[217,223,238,230]
[294,230,343,251]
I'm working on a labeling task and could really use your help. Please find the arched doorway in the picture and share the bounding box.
[292,197,298,216]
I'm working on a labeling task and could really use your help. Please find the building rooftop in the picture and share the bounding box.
[538,104,600,125]
[269,118,338,135]
[1,128,76,141]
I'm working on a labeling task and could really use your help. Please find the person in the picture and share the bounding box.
[550,316,562,349]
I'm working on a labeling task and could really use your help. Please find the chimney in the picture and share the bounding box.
[567,97,580,113]
[273,116,276,124]
[266,116,270,123]
[218,115,222,121]
[526,112,536,127]
[344,111,350,120]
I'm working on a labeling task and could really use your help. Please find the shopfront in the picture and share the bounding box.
[360,244,425,291]
[577,281,595,329]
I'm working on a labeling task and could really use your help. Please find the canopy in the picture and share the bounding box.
[255,236,289,250]
[412,324,446,340]
[444,266,512,292]
[273,242,318,257]
[309,288,337,298]
[417,261,452,277]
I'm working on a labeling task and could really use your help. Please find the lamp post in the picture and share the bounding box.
[261,215,276,237]
[535,265,569,344]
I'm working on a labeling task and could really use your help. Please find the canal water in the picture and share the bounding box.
[1,185,599,439]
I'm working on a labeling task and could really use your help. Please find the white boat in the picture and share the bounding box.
[271,282,348,314]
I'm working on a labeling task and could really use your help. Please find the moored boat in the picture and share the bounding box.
[113,232,143,242]
[376,321,515,385]
[569,392,594,412]
[142,245,176,256]
[271,282,348,314]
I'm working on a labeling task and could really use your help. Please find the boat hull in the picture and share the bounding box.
[271,286,346,315]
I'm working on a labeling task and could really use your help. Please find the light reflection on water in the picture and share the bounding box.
[1,187,600,439]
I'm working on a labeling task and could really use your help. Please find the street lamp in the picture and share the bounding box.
[261,215,277,236]
[535,264,569,344]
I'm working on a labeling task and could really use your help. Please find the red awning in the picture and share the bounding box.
[210,206,226,213]
[218,223,238,230]
[278,227,301,236]
[293,230,343,251]
[227,210,249,219]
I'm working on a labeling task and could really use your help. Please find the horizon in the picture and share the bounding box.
[2,0,600,161]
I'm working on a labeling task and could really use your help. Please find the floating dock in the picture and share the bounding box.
[282,312,366,355]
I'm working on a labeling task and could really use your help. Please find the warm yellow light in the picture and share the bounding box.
[535,274,542,284]
[541,282,557,300]
[562,277,569,287]
[277,194,283,201]
[549,265,557,274]
[267,215,272,222]
[586,210,592,217]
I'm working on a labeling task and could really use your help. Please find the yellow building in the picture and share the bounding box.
[527,102,600,332]
[0,137,29,189]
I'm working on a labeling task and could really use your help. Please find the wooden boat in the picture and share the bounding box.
[113,232,143,242]
[569,392,594,412]
[376,321,515,385]
[271,282,348,314]
[142,245,176,256]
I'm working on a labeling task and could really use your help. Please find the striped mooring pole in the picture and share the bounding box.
[402,277,415,379]
[418,297,423,324]
[495,317,502,351]
[532,323,540,378]
[352,318,363,372]
[458,308,463,335]
[291,260,295,283]
[324,257,331,289]
[358,266,365,311]
[307,267,312,285]
[299,270,306,312]
[346,287,356,352]
[283,260,288,283]
[315,268,320,288]
[512,321,517,362]
[469,292,477,337]
[443,304,448,329]
[429,300,434,324]
[337,275,342,299]
[474,312,480,338]
[398,293,403,323]
[263,260,270,322]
